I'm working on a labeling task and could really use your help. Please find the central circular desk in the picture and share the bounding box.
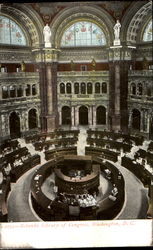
[30,155,125,221]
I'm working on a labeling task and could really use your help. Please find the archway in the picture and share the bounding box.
[62,106,71,125]
[132,109,141,130]
[28,109,37,130]
[79,106,88,125]
[96,106,106,125]
[9,112,21,138]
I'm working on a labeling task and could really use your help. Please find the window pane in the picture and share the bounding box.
[61,21,106,47]
[0,15,26,45]
[143,20,152,41]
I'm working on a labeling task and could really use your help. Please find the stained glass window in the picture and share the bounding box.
[0,15,26,45]
[143,19,152,41]
[61,21,106,47]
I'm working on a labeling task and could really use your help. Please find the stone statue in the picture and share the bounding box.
[113,20,121,45]
[113,20,121,40]
[71,60,75,71]
[43,23,52,47]
[142,57,149,70]
[91,58,96,71]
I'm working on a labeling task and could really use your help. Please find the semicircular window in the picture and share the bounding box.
[143,19,152,41]
[0,15,27,45]
[61,21,106,47]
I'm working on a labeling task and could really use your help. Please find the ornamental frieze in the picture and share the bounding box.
[0,51,34,63]
[59,49,108,61]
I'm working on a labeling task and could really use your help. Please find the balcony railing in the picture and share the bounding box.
[58,71,109,77]
[129,95,153,102]
[128,70,153,77]
[58,93,109,99]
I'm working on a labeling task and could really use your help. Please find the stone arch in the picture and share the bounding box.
[74,82,79,94]
[95,82,100,94]
[130,82,136,95]
[60,83,65,94]
[51,4,115,48]
[131,108,141,131]
[96,105,106,125]
[9,111,21,138]
[28,108,38,130]
[81,82,86,94]
[121,1,152,44]
[79,105,88,125]
[66,82,72,94]
[1,3,44,47]
[62,106,71,125]
[87,82,92,94]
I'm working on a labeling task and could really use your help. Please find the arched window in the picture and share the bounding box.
[137,83,142,95]
[9,112,20,138]
[28,109,37,129]
[32,84,37,96]
[87,82,92,94]
[74,82,79,94]
[147,86,151,96]
[26,84,31,96]
[96,106,106,125]
[143,19,152,41]
[102,82,107,93]
[131,83,136,95]
[81,82,86,94]
[60,83,65,94]
[132,109,141,131]
[79,106,88,125]
[0,15,27,45]
[2,86,9,99]
[61,21,106,47]
[95,82,100,94]
[66,82,72,94]
[10,85,16,98]
[62,106,71,125]
[17,86,23,97]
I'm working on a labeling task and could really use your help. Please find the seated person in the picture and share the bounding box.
[111,184,118,196]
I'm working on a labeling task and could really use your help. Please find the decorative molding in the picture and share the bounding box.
[0,50,34,63]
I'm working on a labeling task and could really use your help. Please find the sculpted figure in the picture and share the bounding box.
[113,20,121,40]
[43,24,51,47]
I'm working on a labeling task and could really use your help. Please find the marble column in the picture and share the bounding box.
[0,86,2,99]
[32,48,60,132]
[75,106,79,127]
[30,84,32,96]
[128,110,132,130]
[71,106,75,127]
[46,63,53,115]
[114,63,121,131]
[88,106,93,126]
[59,109,62,126]
[93,105,97,127]
[140,110,143,132]
[109,45,135,132]
[23,86,26,97]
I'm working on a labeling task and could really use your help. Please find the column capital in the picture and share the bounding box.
[32,47,61,63]
[108,45,136,62]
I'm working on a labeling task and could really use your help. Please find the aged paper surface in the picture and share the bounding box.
[0,220,152,248]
